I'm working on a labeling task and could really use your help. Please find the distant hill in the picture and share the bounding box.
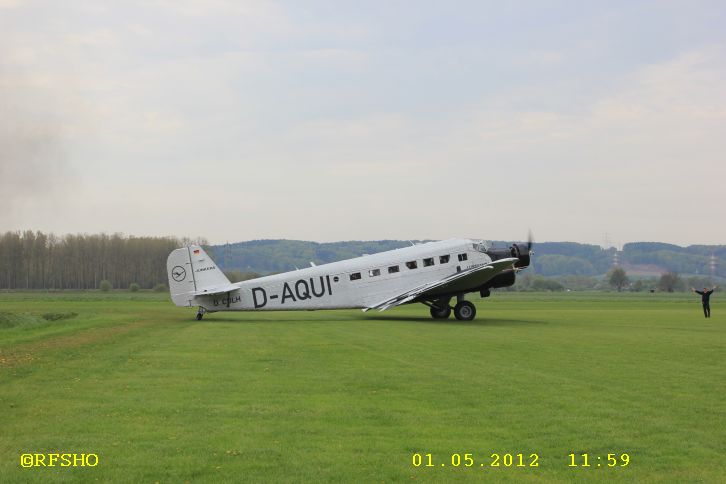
[208,239,725,279]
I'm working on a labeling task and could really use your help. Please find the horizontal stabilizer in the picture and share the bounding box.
[193,284,241,297]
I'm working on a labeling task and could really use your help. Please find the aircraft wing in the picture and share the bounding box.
[363,257,518,312]
[193,284,240,297]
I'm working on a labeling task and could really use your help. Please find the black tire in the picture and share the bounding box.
[430,305,452,319]
[196,312,203,321]
[454,301,476,321]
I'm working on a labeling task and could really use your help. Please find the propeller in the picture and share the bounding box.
[526,230,535,254]
[512,230,534,269]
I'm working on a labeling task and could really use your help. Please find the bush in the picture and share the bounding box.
[530,278,565,292]
[658,272,684,292]
[153,283,168,293]
[518,275,565,292]
[99,280,112,292]
[129,283,140,292]
[558,275,599,291]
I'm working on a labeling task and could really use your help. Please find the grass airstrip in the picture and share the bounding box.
[0,291,724,483]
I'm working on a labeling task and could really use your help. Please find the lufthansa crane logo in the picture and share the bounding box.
[171,266,187,282]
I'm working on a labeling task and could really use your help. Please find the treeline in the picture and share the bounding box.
[620,242,725,277]
[3,233,722,290]
[209,239,416,275]
[210,239,619,276]
[532,242,725,277]
[0,231,184,290]
[513,272,718,293]
[210,239,724,278]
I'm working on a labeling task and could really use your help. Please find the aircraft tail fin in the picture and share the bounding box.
[166,245,231,306]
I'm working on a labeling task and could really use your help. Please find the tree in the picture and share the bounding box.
[99,280,112,291]
[658,272,683,292]
[0,231,181,290]
[631,279,644,292]
[129,282,140,292]
[608,267,629,292]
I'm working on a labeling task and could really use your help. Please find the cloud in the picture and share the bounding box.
[447,48,726,244]
[0,3,724,245]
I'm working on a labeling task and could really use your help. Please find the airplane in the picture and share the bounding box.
[167,237,532,321]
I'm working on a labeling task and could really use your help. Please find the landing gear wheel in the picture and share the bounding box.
[196,307,206,321]
[454,301,476,321]
[430,305,452,319]
[196,312,203,321]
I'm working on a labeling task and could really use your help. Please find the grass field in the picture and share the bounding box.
[1,290,724,483]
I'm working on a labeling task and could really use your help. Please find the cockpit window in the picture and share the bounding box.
[473,241,489,253]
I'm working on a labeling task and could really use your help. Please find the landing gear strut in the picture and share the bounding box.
[196,307,206,321]
[427,298,452,319]
[430,305,452,319]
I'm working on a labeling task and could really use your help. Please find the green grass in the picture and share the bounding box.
[0,291,724,482]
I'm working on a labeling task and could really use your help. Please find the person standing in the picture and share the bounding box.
[692,286,717,318]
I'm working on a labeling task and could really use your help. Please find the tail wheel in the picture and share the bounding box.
[430,305,452,319]
[454,301,476,321]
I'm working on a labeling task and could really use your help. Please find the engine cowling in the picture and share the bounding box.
[487,270,516,288]
[486,244,531,268]
[478,269,516,297]
[511,243,531,268]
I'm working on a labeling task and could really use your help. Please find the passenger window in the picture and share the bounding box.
[369,269,380,277]
[439,255,450,264]
[423,257,434,267]
[458,253,468,262]
[406,261,418,270]
[350,272,361,281]
[388,265,400,274]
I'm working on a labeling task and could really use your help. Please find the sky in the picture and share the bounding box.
[1,0,725,247]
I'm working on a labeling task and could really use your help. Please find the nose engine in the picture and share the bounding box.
[486,243,531,269]
[511,243,531,268]
[477,236,534,295]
